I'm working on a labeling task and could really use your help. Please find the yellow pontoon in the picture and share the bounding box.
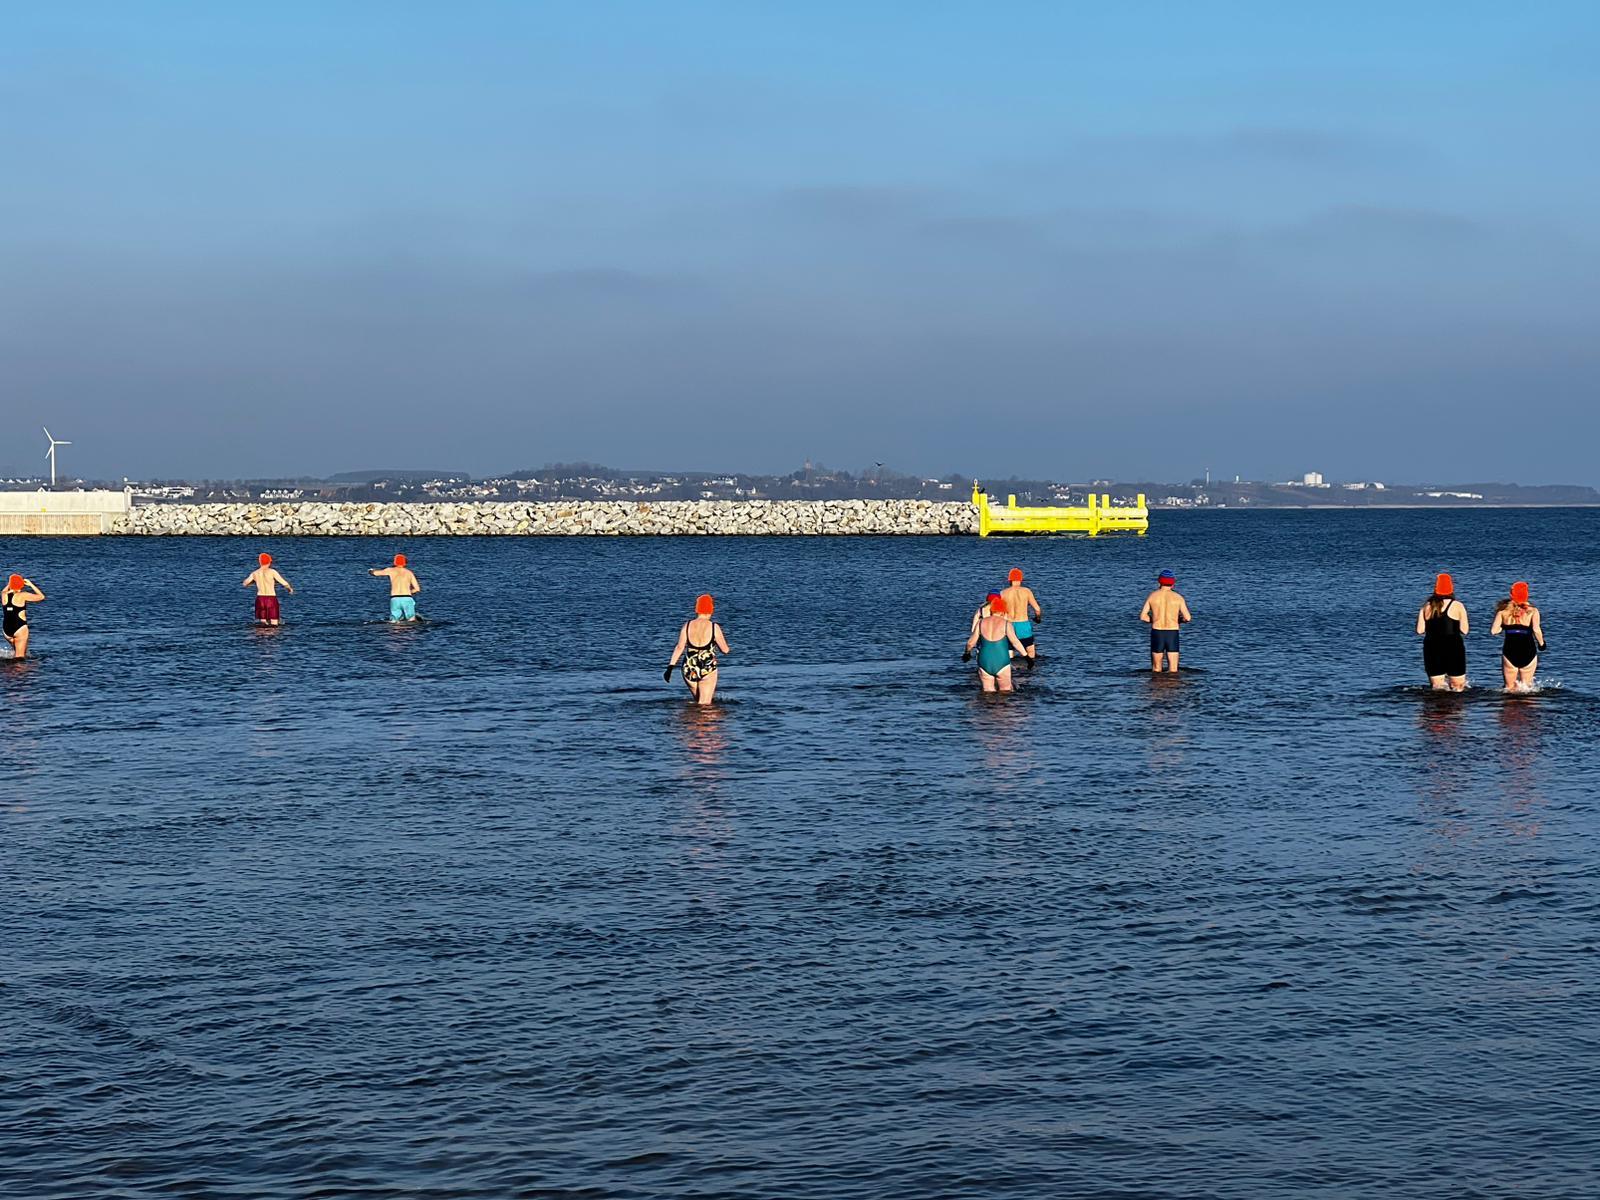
[974,482,1148,537]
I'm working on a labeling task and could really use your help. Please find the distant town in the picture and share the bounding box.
[3,462,1597,508]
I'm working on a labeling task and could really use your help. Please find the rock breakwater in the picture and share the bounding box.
[113,499,979,536]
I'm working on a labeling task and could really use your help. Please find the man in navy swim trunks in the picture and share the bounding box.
[1140,570,1192,673]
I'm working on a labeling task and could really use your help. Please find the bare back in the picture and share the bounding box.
[684,615,726,650]
[978,613,1012,641]
[1001,584,1038,622]
[375,567,420,597]
[1142,588,1190,630]
[247,567,288,596]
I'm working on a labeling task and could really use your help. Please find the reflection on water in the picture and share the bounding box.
[967,687,1037,780]
[673,700,729,776]
[1416,690,1468,744]
[1496,695,1545,838]
[1139,672,1194,772]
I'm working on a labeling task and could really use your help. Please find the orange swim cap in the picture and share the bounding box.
[258,553,272,566]
[394,554,407,567]
[1434,573,1453,596]
[695,594,715,616]
[6,574,22,592]
[1511,581,1530,605]
[1008,568,1023,583]
[986,592,1005,611]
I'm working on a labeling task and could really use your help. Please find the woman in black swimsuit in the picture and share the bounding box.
[1490,581,1546,692]
[1415,572,1469,690]
[2,573,46,660]
[665,594,730,706]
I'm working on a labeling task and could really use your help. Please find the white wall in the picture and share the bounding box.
[0,490,131,515]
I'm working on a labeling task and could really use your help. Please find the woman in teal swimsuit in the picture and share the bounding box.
[964,592,1028,692]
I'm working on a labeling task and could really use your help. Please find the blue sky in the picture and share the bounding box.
[4,2,1598,482]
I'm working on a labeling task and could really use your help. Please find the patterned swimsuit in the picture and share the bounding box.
[681,622,720,684]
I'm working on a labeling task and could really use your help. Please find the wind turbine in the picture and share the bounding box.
[44,427,72,488]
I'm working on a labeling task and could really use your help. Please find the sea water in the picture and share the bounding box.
[4,509,1598,1198]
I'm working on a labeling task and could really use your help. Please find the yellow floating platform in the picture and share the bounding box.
[975,483,1148,537]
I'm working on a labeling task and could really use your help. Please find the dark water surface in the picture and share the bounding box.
[4,510,1599,1199]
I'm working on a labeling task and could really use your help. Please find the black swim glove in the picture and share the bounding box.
[961,650,971,662]
[663,664,675,681]
[1539,642,1549,654]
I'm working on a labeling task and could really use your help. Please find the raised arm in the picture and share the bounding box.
[19,579,45,602]
[1490,609,1504,636]
[368,567,389,577]
[243,571,255,588]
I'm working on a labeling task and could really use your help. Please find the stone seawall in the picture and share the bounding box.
[112,499,979,536]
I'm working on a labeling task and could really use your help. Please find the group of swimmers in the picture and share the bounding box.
[0,558,1554,698]
[0,554,430,660]
[961,567,1194,691]
[240,552,422,628]
[1417,573,1548,692]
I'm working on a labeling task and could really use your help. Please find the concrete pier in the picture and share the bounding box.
[0,490,133,535]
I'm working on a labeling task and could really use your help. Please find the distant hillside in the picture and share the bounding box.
[328,469,468,483]
[1435,483,1600,503]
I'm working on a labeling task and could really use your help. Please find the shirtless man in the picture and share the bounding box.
[1140,570,1192,673]
[244,553,294,626]
[1000,568,1042,660]
[369,554,421,621]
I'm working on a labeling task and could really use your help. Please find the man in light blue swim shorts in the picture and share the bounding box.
[1000,568,1042,660]
[369,553,421,621]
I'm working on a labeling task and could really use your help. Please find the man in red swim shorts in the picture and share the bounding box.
[243,552,295,625]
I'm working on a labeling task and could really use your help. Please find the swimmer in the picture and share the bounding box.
[666,594,730,706]
[1490,581,1546,692]
[1000,568,1042,660]
[369,553,421,621]
[1139,570,1192,673]
[967,592,999,640]
[1416,572,1468,691]
[243,553,294,626]
[1,574,45,659]
[965,592,1028,692]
